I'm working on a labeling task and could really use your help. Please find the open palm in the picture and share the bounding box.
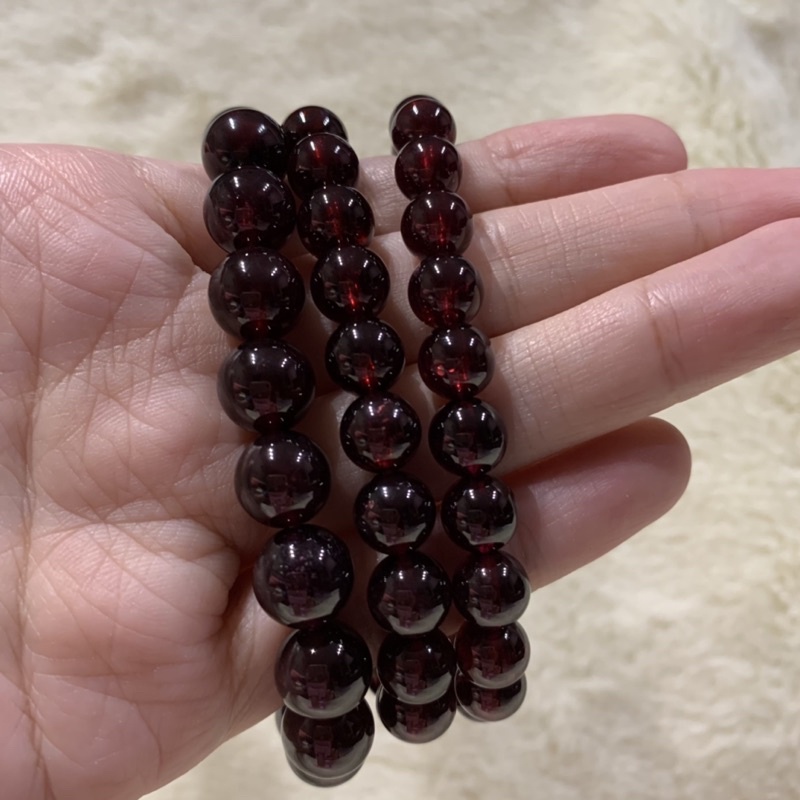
[2,116,799,800]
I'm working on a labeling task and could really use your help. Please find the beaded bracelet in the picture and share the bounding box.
[200,98,532,787]
[391,96,532,721]
[201,107,375,787]
[288,127,458,744]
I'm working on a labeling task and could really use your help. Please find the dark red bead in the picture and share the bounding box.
[276,622,372,719]
[354,471,435,554]
[376,685,456,743]
[407,255,482,327]
[390,94,438,126]
[441,476,517,552]
[395,136,462,198]
[377,629,456,703]
[418,325,494,399]
[208,248,305,339]
[297,185,374,257]
[281,701,374,787]
[454,622,530,689]
[401,190,472,257]
[390,97,456,151]
[283,105,348,153]
[253,525,353,627]
[453,551,530,627]
[429,399,507,476]
[202,107,287,179]
[235,432,330,527]
[203,167,295,252]
[456,674,526,722]
[310,246,390,322]
[340,392,421,472]
[367,552,451,635]
[287,133,359,199]
[325,319,405,394]
[218,339,315,433]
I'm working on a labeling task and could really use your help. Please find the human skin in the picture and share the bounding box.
[1,115,799,799]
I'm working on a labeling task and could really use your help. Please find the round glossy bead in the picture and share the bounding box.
[429,399,507,476]
[276,622,372,719]
[235,432,330,527]
[441,476,517,551]
[354,471,435,554]
[376,685,456,744]
[391,97,456,151]
[218,340,315,433]
[340,392,421,472]
[208,248,305,339]
[254,525,353,627]
[368,552,451,635]
[456,674,527,722]
[311,245,390,322]
[297,185,374,257]
[283,105,348,152]
[377,629,456,703]
[407,255,482,327]
[454,622,530,689]
[390,94,438,126]
[281,701,374,787]
[326,319,405,394]
[401,190,472,257]
[204,167,295,252]
[453,551,530,627]
[287,133,359,199]
[418,325,494,399]
[395,135,462,198]
[202,107,287,179]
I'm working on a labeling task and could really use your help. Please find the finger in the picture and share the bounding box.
[253,167,800,400]
[274,215,798,512]
[473,217,800,466]
[224,416,690,731]
[133,114,687,271]
[355,168,800,379]
[360,114,687,232]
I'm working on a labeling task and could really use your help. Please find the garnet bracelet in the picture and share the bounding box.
[200,96,530,786]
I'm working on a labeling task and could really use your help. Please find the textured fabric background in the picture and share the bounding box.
[3,1,799,798]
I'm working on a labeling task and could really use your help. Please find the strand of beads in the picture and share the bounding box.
[202,106,374,787]
[391,96,532,722]
[286,119,458,745]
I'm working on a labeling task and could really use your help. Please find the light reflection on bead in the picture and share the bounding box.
[376,685,457,743]
[418,325,494,398]
[429,399,507,476]
[368,552,451,635]
[401,190,472,257]
[253,525,353,627]
[281,701,374,787]
[377,629,456,703]
[456,673,527,722]
[276,622,372,718]
[235,432,330,527]
[452,551,531,627]
[340,392,421,472]
[407,255,483,327]
[203,166,295,252]
[454,621,530,689]
[202,107,287,178]
[354,471,435,554]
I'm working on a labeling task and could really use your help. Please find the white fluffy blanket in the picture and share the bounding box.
[5,1,799,797]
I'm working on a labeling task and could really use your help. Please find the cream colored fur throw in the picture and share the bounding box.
[4,1,799,798]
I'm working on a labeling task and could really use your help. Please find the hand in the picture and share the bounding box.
[2,115,798,800]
